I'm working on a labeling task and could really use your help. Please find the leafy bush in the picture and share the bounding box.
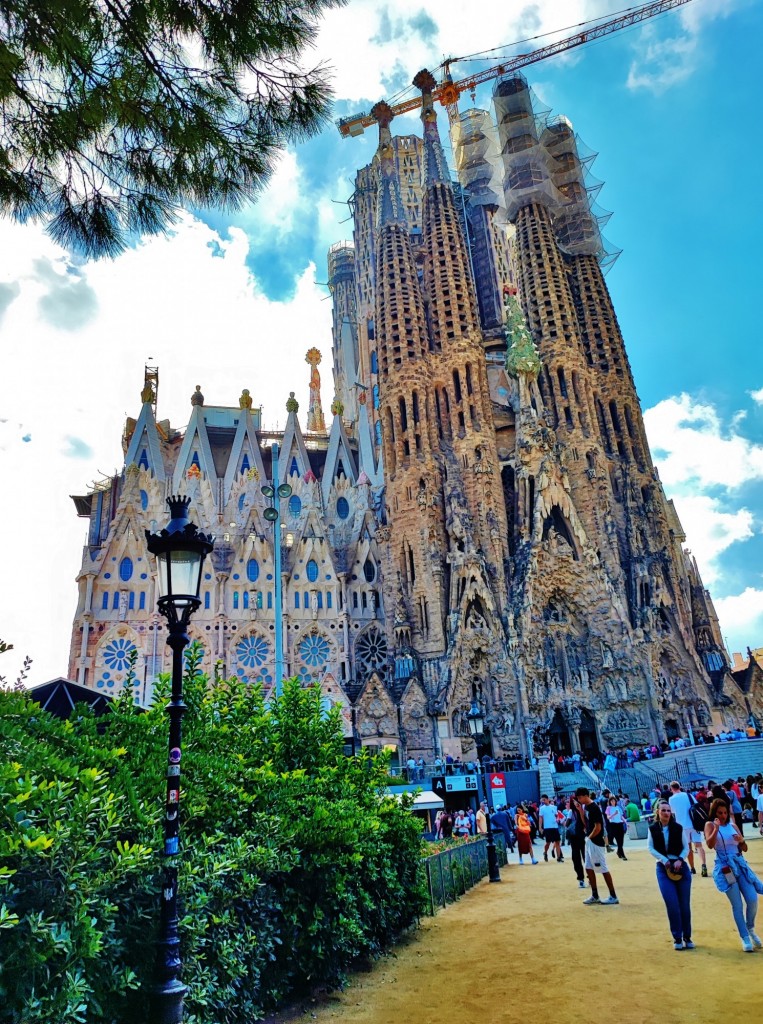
[0,657,426,1023]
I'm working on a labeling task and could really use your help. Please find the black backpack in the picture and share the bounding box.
[688,795,709,832]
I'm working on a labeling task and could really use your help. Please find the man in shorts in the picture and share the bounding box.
[575,787,619,905]
[538,794,564,863]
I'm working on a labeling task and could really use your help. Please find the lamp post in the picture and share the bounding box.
[467,699,501,883]
[261,442,292,697]
[146,496,214,1024]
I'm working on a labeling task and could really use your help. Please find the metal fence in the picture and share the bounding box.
[422,836,508,916]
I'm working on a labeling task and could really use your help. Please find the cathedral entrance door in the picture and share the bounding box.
[475,728,492,762]
[665,719,680,741]
[578,710,598,759]
[549,710,571,756]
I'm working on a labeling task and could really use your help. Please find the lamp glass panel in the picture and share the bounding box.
[157,555,170,600]
[169,549,202,597]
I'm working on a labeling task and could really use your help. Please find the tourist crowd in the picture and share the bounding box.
[432,772,763,954]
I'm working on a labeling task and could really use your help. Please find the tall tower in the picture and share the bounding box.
[371,99,447,655]
[414,69,510,613]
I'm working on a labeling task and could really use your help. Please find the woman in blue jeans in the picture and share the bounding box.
[705,798,763,953]
[648,801,693,950]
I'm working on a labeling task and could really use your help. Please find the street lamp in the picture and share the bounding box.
[146,496,214,1024]
[261,442,292,697]
[467,699,501,883]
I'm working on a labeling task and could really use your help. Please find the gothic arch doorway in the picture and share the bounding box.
[549,710,571,756]
[665,718,680,741]
[474,727,493,762]
[578,709,598,758]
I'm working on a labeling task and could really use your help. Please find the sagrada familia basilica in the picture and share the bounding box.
[69,72,755,764]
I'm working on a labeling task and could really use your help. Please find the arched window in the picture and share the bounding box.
[233,592,239,610]
[140,489,149,511]
[240,453,250,473]
[288,495,302,517]
[363,558,376,583]
[306,559,319,582]
[336,496,350,520]
[238,493,246,511]
[243,592,249,610]
[246,558,260,583]
[119,557,134,582]
[138,449,149,470]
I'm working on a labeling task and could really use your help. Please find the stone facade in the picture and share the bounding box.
[68,73,761,764]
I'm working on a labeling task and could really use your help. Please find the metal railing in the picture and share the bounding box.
[422,836,508,916]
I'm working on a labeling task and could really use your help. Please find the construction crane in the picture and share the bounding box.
[336,0,694,137]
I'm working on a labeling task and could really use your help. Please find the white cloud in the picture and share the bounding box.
[627,0,740,94]
[673,495,754,585]
[715,588,763,655]
[316,1,615,105]
[644,393,763,491]
[0,214,332,688]
[750,387,763,405]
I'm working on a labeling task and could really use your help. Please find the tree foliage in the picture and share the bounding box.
[0,0,345,257]
[0,656,426,1022]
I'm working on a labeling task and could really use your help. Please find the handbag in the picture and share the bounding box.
[664,864,683,882]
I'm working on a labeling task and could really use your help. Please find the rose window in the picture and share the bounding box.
[102,638,136,672]
[355,626,388,680]
[298,633,330,669]
[236,635,270,669]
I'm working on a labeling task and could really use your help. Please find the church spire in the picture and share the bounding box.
[371,101,406,230]
[412,69,449,186]
[305,347,327,432]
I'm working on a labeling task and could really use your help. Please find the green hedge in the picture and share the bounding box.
[0,656,426,1023]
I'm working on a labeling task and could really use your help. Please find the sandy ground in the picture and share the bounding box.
[272,835,763,1024]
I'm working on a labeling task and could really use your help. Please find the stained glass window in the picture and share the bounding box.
[299,633,330,668]
[102,637,136,672]
[236,635,270,669]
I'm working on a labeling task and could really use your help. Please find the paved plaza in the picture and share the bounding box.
[272,834,763,1024]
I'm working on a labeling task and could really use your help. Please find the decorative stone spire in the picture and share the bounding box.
[305,347,327,432]
[371,100,406,229]
[286,391,299,413]
[504,290,541,379]
[413,69,449,186]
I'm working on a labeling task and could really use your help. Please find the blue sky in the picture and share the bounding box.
[1,0,762,685]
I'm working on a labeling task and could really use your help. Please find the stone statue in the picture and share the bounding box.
[239,388,253,410]
[191,385,204,406]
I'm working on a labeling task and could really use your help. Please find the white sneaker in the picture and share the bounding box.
[601,895,619,905]
[750,932,763,948]
[742,937,755,953]
[583,895,601,905]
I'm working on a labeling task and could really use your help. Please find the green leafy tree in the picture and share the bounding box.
[0,0,345,257]
[0,654,425,1023]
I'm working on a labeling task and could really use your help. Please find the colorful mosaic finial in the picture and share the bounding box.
[305,348,326,432]
[504,290,541,379]
[286,391,299,413]
[331,395,344,417]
